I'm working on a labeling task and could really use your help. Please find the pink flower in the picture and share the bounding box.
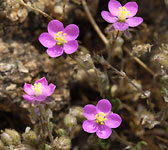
[39,20,79,57]
[101,0,143,31]
[82,99,122,139]
[23,77,56,102]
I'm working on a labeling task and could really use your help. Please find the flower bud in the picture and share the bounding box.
[22,130,37,145]
[1,129,20,146]
[132,44,152,57]
[75,52,95,70]
[153,53,168,69]
[70,106,84,121]
[153,44,168,69]
[64,114,77,128]
[0,140,7,150]
[0,140,4,147]
[56,136,71,150]
[107,37,124,58]
[55,128,66,136]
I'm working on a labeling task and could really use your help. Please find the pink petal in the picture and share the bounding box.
[96,99,111,114]
[63,24,79,41]
[47,45,64,57]
[83,104,97,120]
[46,83,56,96]
[101,11,117,23]
[24,83,34,95]
[124,2,138,18]
[47,20,64,37]
[105,113,122,128]
[126,17,143,27]
[35,77,48,86]
[82,120,98,133]
[96,125,112,139]
[113,22,128,31]
[35,95,47,102]
[23,94,35,102]
[108,0,122,17]
[63,40,78,54]
[39,33,56,48]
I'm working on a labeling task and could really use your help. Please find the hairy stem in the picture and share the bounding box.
[95,55,148,97]
[39,105,46,149]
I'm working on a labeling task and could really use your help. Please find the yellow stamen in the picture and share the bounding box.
[118,6,130,21]
[95,112,107,125]
[54,31,67,46]
[32,83,43,96]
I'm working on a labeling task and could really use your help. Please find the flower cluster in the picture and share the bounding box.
[39,20,79,57]
[23,77,56,102]
[82,99,122,139]
[101,0,143,31]
[21,0,144,140]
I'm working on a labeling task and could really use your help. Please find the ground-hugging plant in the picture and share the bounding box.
[0,0,148,150]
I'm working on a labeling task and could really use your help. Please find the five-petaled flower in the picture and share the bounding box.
[39,20,79,57]
[101,0,143,31]
[23,77,56,102]
[82,99,122,139]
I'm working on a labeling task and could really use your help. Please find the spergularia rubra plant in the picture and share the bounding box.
[39,20,79,57]
[82,99,122,139]
[23,77,56,102]
[101,0,143,31]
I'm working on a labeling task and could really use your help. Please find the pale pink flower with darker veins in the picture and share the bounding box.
[82,99,122,139]
[101,0,143,31]
[39,20,79,57]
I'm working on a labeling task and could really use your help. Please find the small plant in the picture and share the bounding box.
[5,0,167,149]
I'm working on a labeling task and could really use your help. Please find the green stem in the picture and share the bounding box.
[47,121,54,143]
[39,105,46,149]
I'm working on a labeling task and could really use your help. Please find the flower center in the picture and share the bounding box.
[32,83,43,96]
[54,31,67,46]
[118,6,130,22]
[95,112,107,125]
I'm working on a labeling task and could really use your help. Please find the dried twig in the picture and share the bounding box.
[17,0,53,20]
[155,136,168,144]
[81,0,108,45]
[124,47,155,76]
